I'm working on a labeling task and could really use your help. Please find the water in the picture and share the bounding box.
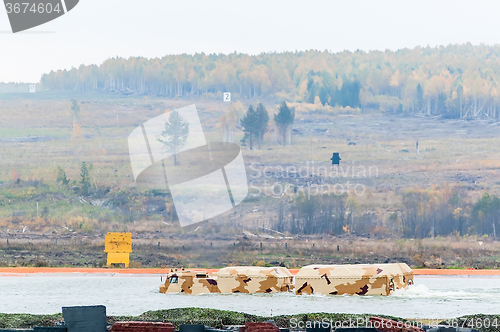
[0,274,499,319]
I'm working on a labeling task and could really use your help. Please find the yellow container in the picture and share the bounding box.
[104,232,132,267]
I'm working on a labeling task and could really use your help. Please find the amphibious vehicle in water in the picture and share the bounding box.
[159,263,413,296]
[160,266,294,295]
[294,263,413,296]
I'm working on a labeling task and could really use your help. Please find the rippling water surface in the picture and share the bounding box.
[0,274,498,318]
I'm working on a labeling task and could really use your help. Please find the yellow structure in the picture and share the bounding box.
[104,232,132,267]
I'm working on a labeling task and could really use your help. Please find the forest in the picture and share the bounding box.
[271,188,500,239]
[40,43,500,119]
[2,44,500,244]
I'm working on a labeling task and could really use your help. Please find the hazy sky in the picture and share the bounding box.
[1,0,500,83]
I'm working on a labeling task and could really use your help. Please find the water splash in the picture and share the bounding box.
[392,284,494,300]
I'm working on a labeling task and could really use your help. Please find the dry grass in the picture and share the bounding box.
[1,94,500,267]
[0,233,498,269]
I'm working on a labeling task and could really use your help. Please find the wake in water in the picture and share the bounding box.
[185,283,494,301]
[391,284,495,300]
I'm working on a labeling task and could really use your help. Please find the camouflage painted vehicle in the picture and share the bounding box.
[159,270,220,295]
[159,266,294,294]
[217,266,294,293]
[295,263,413,296]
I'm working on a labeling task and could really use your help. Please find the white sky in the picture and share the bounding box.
[1,0,500,83]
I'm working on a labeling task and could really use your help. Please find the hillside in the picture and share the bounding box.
[39,44,500,119]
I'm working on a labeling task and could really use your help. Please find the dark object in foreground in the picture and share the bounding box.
[180,324,205,332]
[62,305,106,332]
[306,322,330,332]
[331,152,341,165]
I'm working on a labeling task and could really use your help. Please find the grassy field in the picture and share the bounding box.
[0,232,498,269]
[0,92,500,267]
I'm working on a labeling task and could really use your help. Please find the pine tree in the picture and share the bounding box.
[416,84,424,111]
[274,102,295,146]
[255,103,269,149]
[79,161,93,195]
[157,110,189,166]
[241,105,258,150]
[57,166,70,185]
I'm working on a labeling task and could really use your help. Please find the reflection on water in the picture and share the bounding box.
[0,275,499,318]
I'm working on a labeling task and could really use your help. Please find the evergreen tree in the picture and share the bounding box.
[416,84,424,111]
[274,102,295,146]
[157,111,189,166]
[79,161,93,196]
[339,81,360,107]
[56,166,70,185]
[241,105,257,150]
[255,103,269,149]
[80,161,91,185]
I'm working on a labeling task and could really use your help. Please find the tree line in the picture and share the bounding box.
[269,185,500,239]
[40,44,500,119]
